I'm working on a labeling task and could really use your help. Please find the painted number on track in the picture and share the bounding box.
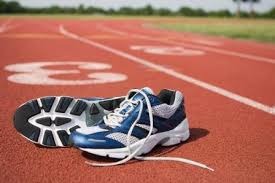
[5,61,127,85]
[130,45,204,56]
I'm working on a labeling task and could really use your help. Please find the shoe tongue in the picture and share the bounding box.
[131,87,154,101]
[119,87,154,115]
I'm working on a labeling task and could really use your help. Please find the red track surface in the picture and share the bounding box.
[1,17,275,183]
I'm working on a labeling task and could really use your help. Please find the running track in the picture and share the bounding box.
[1,17,275,183]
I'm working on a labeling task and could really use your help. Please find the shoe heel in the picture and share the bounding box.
[161,130,190,146]
[160,118,190,146]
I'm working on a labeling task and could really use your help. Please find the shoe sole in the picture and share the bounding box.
[79,118,190,158]
[13,96,124,147]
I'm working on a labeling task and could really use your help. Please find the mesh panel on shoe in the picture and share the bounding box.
[152,91,183,119]
[106,132,139,146]
[136,124,157,133]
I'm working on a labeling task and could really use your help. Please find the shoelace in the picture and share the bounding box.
[102,95,138,128]
[86,89,214,171]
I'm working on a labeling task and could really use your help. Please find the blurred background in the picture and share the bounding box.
[0,0,275,43]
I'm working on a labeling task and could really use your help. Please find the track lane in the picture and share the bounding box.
[100,20,275,62]
[69,22,275,107]
[129,21,275,56]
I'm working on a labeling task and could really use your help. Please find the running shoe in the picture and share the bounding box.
[13,96,124,147]
[70,87,213,170]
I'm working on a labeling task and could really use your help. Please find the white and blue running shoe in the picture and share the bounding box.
[70,87,213,171]
[13,96,124,147]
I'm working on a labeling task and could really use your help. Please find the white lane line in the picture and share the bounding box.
[4,23,23,32]
[98,24,275,65]
[59,25,274,115]
[97,24,126,36]
[193,39,221,46]
[0,18,13,33]
[0,24,7,33]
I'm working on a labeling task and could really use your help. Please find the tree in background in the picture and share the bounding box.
[233,0,260,17]
[233,0,241,17]
[0,0,24,13]
[1,0,274,18]
[247,0,260,16]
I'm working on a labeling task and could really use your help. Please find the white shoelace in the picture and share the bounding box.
[86,89,214,171]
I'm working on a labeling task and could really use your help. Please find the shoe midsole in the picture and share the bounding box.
[79,118,190,158]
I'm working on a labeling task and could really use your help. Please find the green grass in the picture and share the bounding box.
[155,19,275,43]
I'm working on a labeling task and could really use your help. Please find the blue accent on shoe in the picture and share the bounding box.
[70,88,186,150]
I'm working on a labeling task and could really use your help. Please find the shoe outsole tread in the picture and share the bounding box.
[14,96,124,147]
[55,97,73,113]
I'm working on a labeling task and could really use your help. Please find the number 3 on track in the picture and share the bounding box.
[5,61,127,85]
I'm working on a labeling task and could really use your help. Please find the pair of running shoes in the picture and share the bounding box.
[13,87,213,170]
